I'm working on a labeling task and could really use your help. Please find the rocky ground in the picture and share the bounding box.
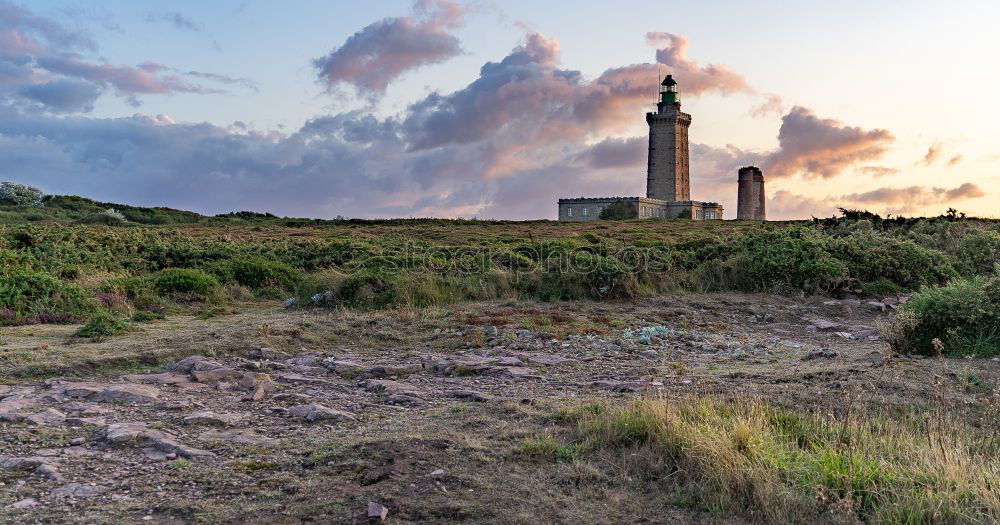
[0,293,997,524]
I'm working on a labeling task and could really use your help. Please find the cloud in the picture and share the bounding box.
[313,0,465,96]
[0,1,240,112]
[574,136,646,169]
[921,141,942,166]
[947,154,962,166]
[858,166,898,177]
[149,12,201,32]
[767,190,838,220]
[36,55,217,95]
[646,32,751,96]
[185,70,258,91]
[838,182,985,213]
[17,78,100,112]
[749,93,784,118]
[763,106,894,178]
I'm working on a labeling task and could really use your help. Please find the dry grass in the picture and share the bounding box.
[549,395,1000,524]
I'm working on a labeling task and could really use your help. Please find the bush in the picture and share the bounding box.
[75,311,130,338]
[213,257,301,291]
[0,270,95,324]
[0,182,43,206]
[598,201,637,220]
[890,274,1000,356]
[711,228,849,293]
[130,309,165,322]
[150,269,220,300]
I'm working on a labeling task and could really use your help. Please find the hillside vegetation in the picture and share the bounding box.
[1,189,998,356]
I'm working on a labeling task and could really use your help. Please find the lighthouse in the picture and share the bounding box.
[645,75,691,202]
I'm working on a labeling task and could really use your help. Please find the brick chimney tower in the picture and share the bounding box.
[737,166,766,220]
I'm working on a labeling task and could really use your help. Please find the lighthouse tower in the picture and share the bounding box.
[645,75,691,202]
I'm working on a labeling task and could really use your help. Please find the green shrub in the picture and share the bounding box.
[890,274,1000,356]
[711,228,849,293]
[150,269,220,300]
[336,270,399,309]
[831,232,957,291]
[101,276,160,309]
[952,228,1000,276]
[0,270,95,324]
[75,311,131,338]
[130,309,165,322]
[213,257,301,291]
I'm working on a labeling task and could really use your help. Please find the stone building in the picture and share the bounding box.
[558,75,723,221]
[736,166,766,220]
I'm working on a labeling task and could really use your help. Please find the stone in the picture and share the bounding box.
[322,359,364,377]
[591,380,643,393]
[285,355,321,367]
[363,364,423,379]
[248,347,290,360]
[183,411,241,427]
[519,354,574,366]
[99,423,215,460]
[367,502,389,522]
[809,319,841,331]
[24,408,66,425]
[867,301,887,313]
[93,384,160,404]
[273,372,333,386]
[238,372,275,401]
[191,367,242,384]
[199,429,279,447]
[803,348,838,360]
[447,390,489,402]
[0,456,60,480]
[51,483,108,498]
[62,384,104,398]
[494,366,541,380]
[387,394,425,407]
[429,468,445,478]
[287,403,356,423]
[69,437,86,446]
[364,380,422,398]
[169,356,223,373]
[123,372,192,385]
[9,498,38,509]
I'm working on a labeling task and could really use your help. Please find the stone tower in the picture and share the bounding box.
[736,166,766,220]
[646,75,691,202]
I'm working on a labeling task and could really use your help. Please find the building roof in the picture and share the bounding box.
[661,75,677,86]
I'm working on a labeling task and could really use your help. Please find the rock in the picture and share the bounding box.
[387,394,425,407]
[69,437,86,446]
[363,364,423,379]
[322,359,364,377]
[285,355,321,367]
[882,297,899,306]
[429,468,445,478]
[494,366,541,380]
[93,384,160,404]
[833,332,854,340]
[238,373,275,401]
[0,456,60,481]
[191,367,242,384]
[183,411,242,427]
[288,403,356,423]
[9,498,38,509]
[199,429,279,447]
[803,348,838,360]
[123,372,192,385]
[62,384,104,398]
[248,347,290,360]
[519,354,574,366]
[867,301,887,313]
[367,502,389,522]
[447,390,489,402]
[99,423,215,460]
[809,319,842,331]
[273,372,333,386]
[51,483,108,498]
[590,380,643,393]
[639,350,661,359]
[364,380,423,397]
[24,408,66,425]
[169,356,223,373]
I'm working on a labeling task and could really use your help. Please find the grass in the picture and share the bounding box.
[540,396,1000,524]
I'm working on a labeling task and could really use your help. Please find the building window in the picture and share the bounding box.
[582,207,588,216]
[567,207,573,217]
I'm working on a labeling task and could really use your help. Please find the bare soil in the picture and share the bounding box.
[0,293,996,524]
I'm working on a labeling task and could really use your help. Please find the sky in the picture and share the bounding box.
[1,0,997,220]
